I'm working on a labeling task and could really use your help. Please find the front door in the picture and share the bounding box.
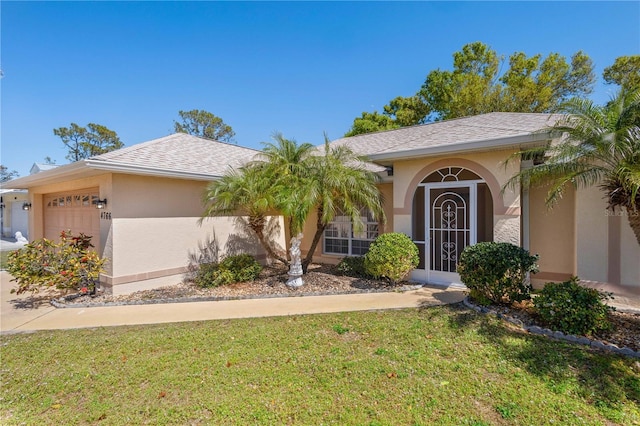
[425,182,476,285]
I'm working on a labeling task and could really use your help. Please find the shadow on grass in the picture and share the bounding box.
[437,303,640,417]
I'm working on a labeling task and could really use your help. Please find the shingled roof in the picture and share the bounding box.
[91,133,259,177]
[4,133,261,188]
[332,112,563,162]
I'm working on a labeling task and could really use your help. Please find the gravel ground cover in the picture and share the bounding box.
[46,263,640,353]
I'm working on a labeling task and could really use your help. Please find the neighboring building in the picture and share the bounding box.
[0,163,60,239]
[30,163,59,175]
[3,133,286,294]
[5,115,639,294]
[0,189,29,239]
[300,112,639,292]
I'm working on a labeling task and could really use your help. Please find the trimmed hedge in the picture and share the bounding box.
[533,277,614,335]
[457,242,539,305]
[364,233,419,285]
[336,256,370,278]
[194,254,262,288]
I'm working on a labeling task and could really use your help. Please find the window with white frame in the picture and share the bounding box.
[323,208,379,256]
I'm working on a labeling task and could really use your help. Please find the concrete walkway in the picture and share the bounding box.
[0,271,466,334]
[2,269,638,334]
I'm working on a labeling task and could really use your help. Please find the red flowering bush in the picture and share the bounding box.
[7,230,107,294]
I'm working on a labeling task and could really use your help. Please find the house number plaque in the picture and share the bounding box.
[100,211,112,220]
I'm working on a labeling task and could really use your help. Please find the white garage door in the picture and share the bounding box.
[44,189,101,249]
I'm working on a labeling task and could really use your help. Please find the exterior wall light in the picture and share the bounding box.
[22,202,32,211]
[94,199,107,209]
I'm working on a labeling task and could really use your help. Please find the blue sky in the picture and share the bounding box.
[1,1,639,177]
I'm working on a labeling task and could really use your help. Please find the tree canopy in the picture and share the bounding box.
[603,55,640,93]
[0,165,19,183]
[53,123,123,162]
[345,42,598,136]
[174,109,236,143]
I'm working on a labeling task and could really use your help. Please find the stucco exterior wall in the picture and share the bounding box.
[575,186,639,288]
[528,185,576,285]
[620,214,640,287]
[105,215,286,288]
[102,174,286,292]
[111,174,207,218]
[576,186,609,283]
[390,150,522,244]
[23,173,287,293]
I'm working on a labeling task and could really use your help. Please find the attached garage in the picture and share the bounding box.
[4,133,285,294]
[44,188,101,247]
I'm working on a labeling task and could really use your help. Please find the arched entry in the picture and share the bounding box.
[412,167,493,285]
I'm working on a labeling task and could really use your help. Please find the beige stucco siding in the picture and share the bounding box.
[576,186,609,283]
[390,150,522,244]
[378,182,394,234]
[111,174,208,218]
[103,174,286,291]
[574,186,639,288]
[23,173,288,293]
[620,214,640,286]
[528,185,576,285]
[105,216,286,286]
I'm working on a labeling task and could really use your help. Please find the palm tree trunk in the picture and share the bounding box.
[626,207,640,246]
[302,208,326,273]
[249,215,289,266]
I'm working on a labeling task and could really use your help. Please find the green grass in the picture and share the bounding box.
[0,250,11,269]
[1,305,638,425]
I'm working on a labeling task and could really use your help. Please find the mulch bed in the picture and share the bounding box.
[19,263,640,353]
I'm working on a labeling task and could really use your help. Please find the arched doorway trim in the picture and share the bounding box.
[396,158,509,215]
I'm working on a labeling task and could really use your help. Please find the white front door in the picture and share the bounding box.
[425,182,477,285]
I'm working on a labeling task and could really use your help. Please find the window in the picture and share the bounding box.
[323,209,379,256]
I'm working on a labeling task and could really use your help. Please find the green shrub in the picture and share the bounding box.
[457,242,538,305]
[533,277,614,335]
[6,230,106,294]
[336,256,370,278]
[194,254,262,288]
[364,233,419,285]
[219,254,262,282]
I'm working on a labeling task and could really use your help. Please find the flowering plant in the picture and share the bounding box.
[7,230,107,294]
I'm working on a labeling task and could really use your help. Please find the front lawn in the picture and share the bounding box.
[1,305,638,425]
[0,251,11,269]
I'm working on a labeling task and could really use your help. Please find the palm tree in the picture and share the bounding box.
[203,134,386,272]
[505,89,640,244]
[301,138,386,271]
[201,166,288,265]
[252,133,316,238]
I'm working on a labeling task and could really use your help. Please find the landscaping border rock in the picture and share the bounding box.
[462,297,640,359]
